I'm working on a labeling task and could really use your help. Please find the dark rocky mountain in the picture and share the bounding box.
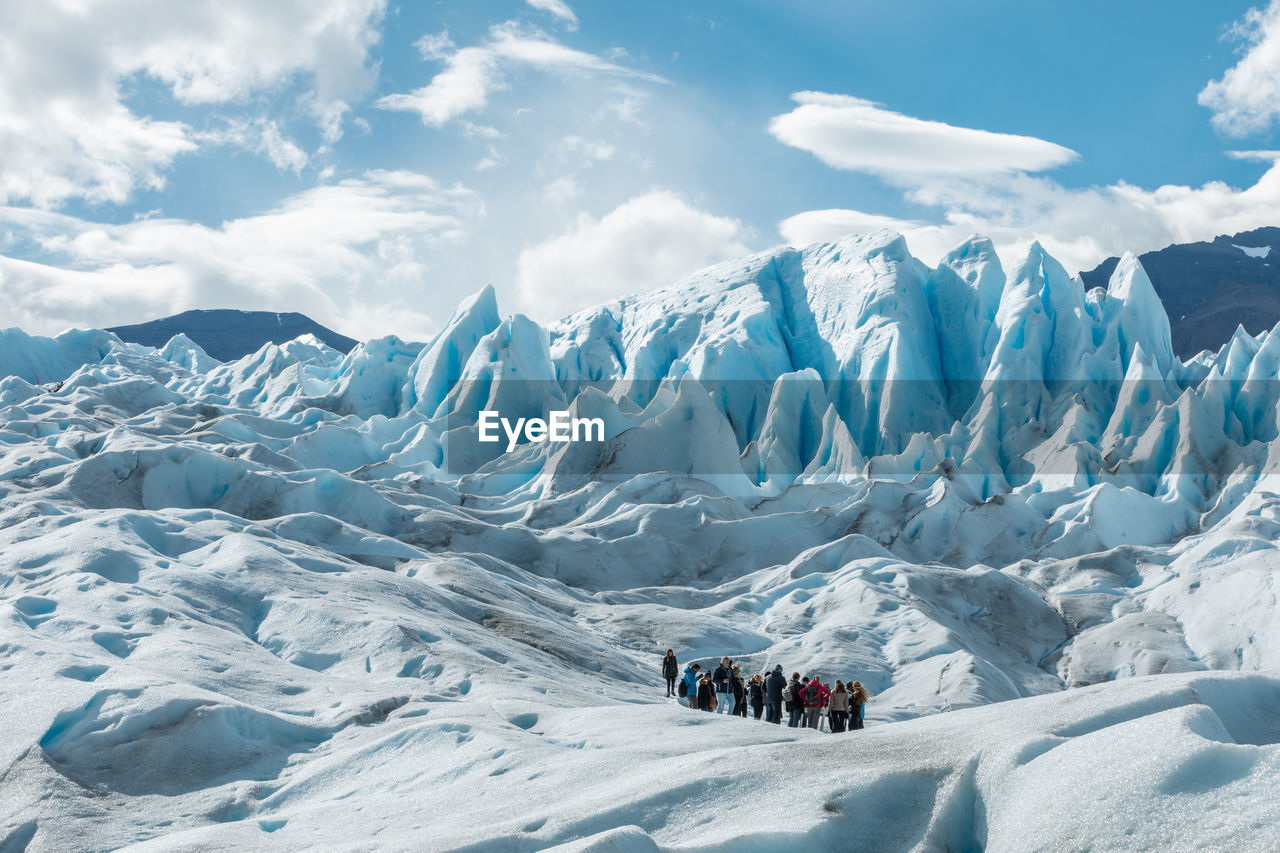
[1081,227,1280,359]
[108,309,357,362]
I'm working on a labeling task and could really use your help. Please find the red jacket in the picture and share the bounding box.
[802,681,830,708]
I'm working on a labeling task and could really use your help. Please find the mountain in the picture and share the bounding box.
[107,308,357,361]
[1081,226,1280,359]
[4,231,1280,849]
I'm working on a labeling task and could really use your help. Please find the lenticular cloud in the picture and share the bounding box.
[768,92,1079,177]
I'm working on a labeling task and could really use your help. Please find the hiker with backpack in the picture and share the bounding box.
[712,657,735,714]
[681,663,701,707]
[764,665,787,724]
[802,676,830,729]
[786,673,805,727]
[662,650,679,697]
[827,681,850,732]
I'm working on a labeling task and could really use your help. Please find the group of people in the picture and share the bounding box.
[662,651,869,732]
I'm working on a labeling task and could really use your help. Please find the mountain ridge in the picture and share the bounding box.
[107,308,357,362]
[1081,226,1280,358]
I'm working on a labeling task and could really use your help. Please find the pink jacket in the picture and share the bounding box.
[802,681,830,708]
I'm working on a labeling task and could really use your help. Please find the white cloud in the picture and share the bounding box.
[376,22,664,127]
[197,118,309,173]
[415,30,457,61]
[778,165,1280,275]
[515,191,750,319]
[771,91,1280,274]
[526,0,579,31]
[559,136,615,162]
[768,92,1078,178]
[0,0,385,207]
[543,176,580,204]
[0,170,480,340]
[475,146,507,171]
[1200,1,1280,136]
[779,209,926,246]
[1226,149,1280,161]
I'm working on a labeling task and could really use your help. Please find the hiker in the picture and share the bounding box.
[713,657,734,714]
[696,674,716,712]
[802,676,830,729]
[850,681,869,729]
[682,663,701,707]
[748,674,765,720]
[764,665,787,724]
[662,650,680,697]
[828,681,850,732]
[786,673,805,728]
[731,666,747,717]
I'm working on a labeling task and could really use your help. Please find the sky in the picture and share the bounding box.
[4,0,1280,341]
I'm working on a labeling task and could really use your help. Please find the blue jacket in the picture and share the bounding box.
[683,666,700,697]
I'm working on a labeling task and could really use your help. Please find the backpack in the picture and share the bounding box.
[804,683,822,705]
[678,679,689,698]
[785,682,800,710]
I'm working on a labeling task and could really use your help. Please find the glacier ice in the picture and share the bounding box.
[3,229,1280,848]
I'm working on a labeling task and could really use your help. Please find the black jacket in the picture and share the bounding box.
[765,671,787,703]
[696,682,714,710]
[732,676,745,701]
[749,682,765,707]
[662,656,679,678]
[712,664,731,692]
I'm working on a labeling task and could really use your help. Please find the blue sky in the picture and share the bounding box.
[3,0,1280,340]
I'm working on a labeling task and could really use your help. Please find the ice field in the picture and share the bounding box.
[3,230,1280,850]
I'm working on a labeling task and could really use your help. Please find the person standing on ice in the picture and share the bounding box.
[712,657,734,714]
[786,674,805,727]
[731,666,747,717]
[662,650,680,697]
[696,674,716,712]
[748,674,765,720]
[827,681,850,732]
[802,676,830,729]
[849,681,869,729]
[764,666,787,724]
[682,663,701,707]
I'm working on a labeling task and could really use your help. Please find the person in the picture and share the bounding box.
[748,674,765,720]
[802,676,830,729]
[712,657,734,715]
[764,665,787,724]
[827,681,850,733]
[731,666,748,717]
[786,673,805,728]
[696,674,716,712]
[682,663,701,708]
[850,681,869,729]
[662,649,679,697]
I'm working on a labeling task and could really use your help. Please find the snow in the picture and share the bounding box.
[1233,243,1272,259]
[3,229,1280,849]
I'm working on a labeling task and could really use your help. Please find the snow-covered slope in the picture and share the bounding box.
[4,230,1280,849]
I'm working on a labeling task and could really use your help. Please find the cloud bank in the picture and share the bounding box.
[516,191,750,320]
[0,171,479,340]
[0,0,386,207]
[376,22,663,127]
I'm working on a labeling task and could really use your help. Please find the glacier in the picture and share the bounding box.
[3,229,1280,850]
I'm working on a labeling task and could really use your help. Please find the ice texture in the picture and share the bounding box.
[3,230,1280,849]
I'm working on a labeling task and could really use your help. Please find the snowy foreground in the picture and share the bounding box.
[4,230,1280,850]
